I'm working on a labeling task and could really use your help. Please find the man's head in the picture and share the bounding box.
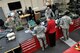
[46,7,50,11]
[29,7,32,10]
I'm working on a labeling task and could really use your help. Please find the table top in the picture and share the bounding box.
[20,14,30,19]
[0,29,33,53]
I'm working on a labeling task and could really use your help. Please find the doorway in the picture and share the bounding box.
[0,7,6,21]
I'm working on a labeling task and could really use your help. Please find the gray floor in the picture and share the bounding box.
[35,40,69,53]
[35,28,80,53]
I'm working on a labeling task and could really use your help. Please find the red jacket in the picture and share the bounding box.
[46,19,56,33]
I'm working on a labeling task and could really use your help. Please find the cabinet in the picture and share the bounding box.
[5,46,22,53]
[20,36,40,53]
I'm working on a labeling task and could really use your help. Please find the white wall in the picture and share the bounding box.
[53,0,70,4]
[0,0,23,17]
[0,0,70,17]
[0,0,45,17]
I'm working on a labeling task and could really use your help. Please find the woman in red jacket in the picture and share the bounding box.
[46,17,56,47]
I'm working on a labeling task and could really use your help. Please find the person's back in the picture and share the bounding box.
[60,12,73,40]
[34,25,45,38]
[60,15,72,29]
[47,19,56,33]
[27,7,34,14]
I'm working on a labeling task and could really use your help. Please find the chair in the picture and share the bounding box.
[28,20,36,29]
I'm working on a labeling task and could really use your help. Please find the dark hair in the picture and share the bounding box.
[8,16,12,18]
[36,20,41,25]
[47,5,51,9]
[29,7,32,10]
[49,17,53,19]
[64,11,70,15]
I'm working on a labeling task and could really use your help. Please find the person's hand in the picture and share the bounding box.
[70,22,73,25]
[55,26,57,28]
[46,18,49,21]
[55,19,58,24]
[59,27,61,29]
[60,25,62,27]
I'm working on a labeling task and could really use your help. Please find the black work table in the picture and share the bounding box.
[0,29,33,53]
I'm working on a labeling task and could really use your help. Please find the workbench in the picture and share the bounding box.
[0,29,33,53]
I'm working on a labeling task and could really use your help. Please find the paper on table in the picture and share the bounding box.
[25,30,34,34]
